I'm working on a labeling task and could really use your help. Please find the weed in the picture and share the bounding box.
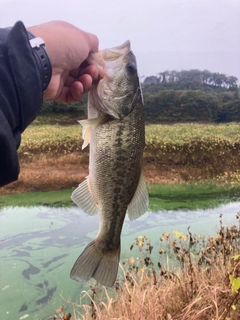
[58,213,240,319]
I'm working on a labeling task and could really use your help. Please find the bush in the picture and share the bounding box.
[144,90,220,123]
[221,100,240,122]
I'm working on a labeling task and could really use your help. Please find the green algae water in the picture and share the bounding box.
[1,184,240,210]
[1,201,240,318]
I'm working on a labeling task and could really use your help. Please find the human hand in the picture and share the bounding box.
[27,21,99,103]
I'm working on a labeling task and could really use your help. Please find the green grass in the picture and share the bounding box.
[33,113,81,125]
[1,184,240,210]
[0,189,74,209]
[146,122,240,143]
[21,123,240,146]
[148,183,240,210]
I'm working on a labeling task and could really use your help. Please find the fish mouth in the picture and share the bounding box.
[102,40,131,61]
[87,40,131,77]
[87,41,139,120]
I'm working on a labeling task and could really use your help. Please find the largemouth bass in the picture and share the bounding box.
[70,41,149,287]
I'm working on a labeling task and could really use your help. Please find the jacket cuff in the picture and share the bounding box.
[0,21,44,186]
[6,21,43,132]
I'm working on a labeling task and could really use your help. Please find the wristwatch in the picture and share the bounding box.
[28,32,52,92]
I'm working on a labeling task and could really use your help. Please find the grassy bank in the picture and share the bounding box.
[2,123,240,195]
[18,123,240,182]
[0,189,73,208]
[19,123,240,164]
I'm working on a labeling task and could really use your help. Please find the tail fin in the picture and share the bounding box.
[70,240,120,287]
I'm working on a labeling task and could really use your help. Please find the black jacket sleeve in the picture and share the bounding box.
[0,21,43,187]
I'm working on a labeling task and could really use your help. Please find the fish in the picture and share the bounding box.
[70,41,149,287]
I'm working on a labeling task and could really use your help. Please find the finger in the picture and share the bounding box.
[55,72,96,103]
[71,63,99,81]
[78,74,93,93]
[84,65,99,83]
[56,82,84,103]
[67,74,93,102]
[70,81,85,101]
[69,68,79,79]
[65,75,76,87]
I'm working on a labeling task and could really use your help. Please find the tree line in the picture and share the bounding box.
[142,70,240,123]
[40,69,240,124]
[143,69,239,91]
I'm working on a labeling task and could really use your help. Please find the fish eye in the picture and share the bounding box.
[126,62,137,74]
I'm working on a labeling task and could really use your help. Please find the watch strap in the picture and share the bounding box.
[28,32,52,92]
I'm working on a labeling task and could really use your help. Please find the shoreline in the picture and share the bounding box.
[1,157,239,196]
[1,163,178,195]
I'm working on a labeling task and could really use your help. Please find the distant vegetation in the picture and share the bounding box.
[142,69,240,123]
[143,69,238,89]
[38,69,240,125]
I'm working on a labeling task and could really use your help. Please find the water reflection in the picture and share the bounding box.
[0,203,240,319]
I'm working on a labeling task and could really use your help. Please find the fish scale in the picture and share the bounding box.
[70,41,149,287]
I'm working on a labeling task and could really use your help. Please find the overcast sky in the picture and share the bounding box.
[1,0,240,80]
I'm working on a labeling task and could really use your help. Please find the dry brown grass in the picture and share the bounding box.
[1,153,89,194]
[2,154,228,195]
[0,156,181,195]
[50,215,240,320]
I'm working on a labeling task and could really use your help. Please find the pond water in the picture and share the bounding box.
[1,202,240,319]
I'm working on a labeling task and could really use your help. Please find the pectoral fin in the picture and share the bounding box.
[78,116,109,150]
[127,171,149,221]
[78,120,91,150]
[71,177,98,216]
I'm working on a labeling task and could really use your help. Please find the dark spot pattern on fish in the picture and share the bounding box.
[115,138,122,146]
[102,122,133,247]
